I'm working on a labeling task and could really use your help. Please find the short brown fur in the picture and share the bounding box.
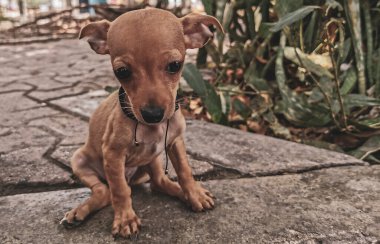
[60,8,223,238]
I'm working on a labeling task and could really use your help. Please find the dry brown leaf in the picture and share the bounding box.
[194,106,203,115]
[189,99,201,110]
[247,120,267,134]
[260,93,271,104]
[238,124,248,131]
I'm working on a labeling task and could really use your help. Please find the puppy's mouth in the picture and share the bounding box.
[118,87,178,124]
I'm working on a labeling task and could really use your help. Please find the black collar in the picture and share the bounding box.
[118,87,179,121]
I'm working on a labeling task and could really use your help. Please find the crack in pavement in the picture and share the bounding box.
[23,113,61,124]
[0,181,82,197]
[43,90,89,102]
[30,125,74,173]
[1,160,371,197]
[187,150,367,181]
[23,88,90,122]
[0,89,34,95]
[13,104,49,112]
[0,81,35,95]
[26,80,80,92]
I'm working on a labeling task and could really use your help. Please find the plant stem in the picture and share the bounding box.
[327,42,348,129]
[376,48,380,97]
[345,0,366,94]
[299,20,304,52]
[362,0,374,86]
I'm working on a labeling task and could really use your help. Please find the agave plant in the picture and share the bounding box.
[181,0,380,162]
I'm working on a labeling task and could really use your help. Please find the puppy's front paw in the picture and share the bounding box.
[112,209,141,239]
[184,184,215,212]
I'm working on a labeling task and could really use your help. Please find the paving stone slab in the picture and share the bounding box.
[28,78,116,102]
[28,113,88,145]
[0,126,56,154]
[0,91,76,194]
[50,90,110,118]
[0,165,379,243]
[184,120,365,175]
[0,147,75,196]
[20,76,71,90]
[0,66,25,77]
[50,145,78,168]
[0,92,59,127]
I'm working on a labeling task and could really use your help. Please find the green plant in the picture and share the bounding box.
[181,0,380,162]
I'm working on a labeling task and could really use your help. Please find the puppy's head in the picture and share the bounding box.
[79,8,223,124]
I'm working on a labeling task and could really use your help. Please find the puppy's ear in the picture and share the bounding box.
[180,13,224,49]
[79,20,111,55]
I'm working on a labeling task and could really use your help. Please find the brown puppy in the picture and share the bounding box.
[60,8,223,238]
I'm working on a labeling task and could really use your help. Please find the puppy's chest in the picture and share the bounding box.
[124,122,177,165]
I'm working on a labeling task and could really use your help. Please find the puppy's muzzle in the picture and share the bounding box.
[140,106,164,123]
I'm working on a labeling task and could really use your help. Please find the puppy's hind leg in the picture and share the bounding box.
[61,148,111,228]
[146,155,185,202]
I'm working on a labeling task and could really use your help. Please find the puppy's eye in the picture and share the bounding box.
[166,61,182,74]
[114,67,132,80]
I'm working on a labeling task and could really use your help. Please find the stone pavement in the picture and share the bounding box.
[0,40,379,243]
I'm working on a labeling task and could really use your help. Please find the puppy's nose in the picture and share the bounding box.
[140,106,164,123]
